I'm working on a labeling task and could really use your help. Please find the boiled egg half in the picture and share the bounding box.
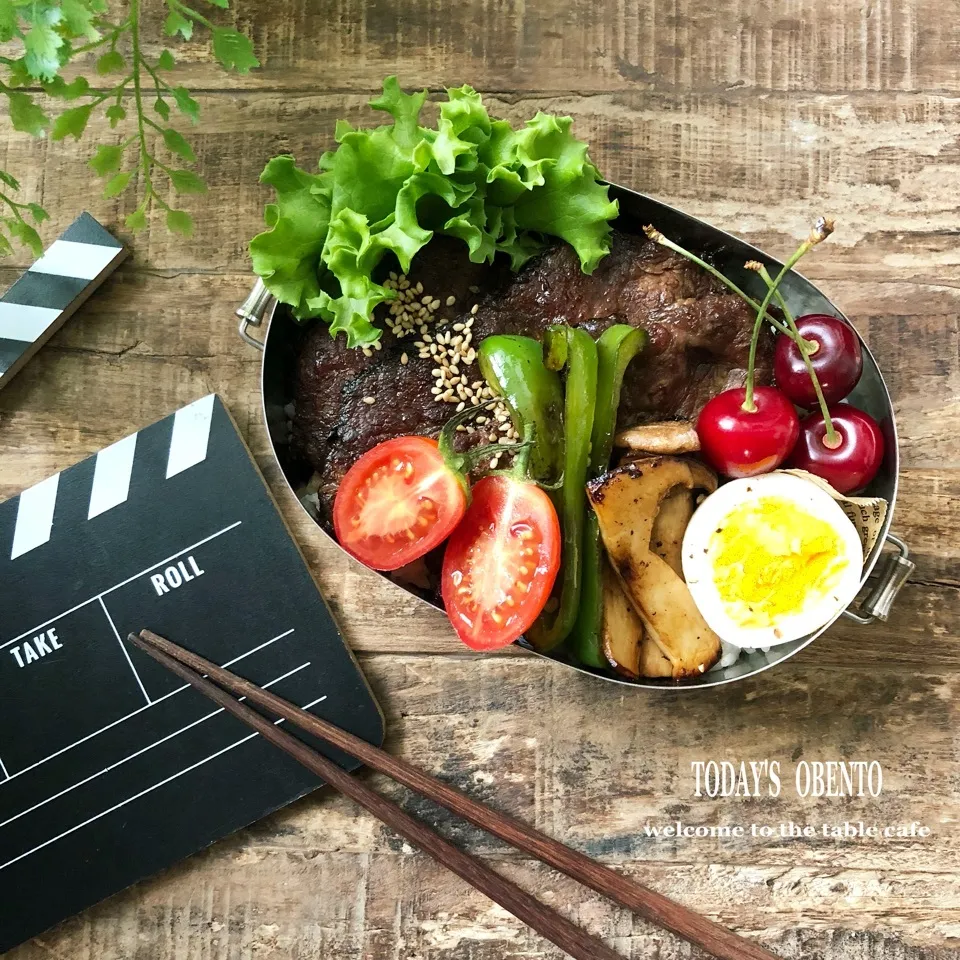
[681,472,863,648]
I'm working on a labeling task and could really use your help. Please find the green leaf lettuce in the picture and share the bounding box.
[250,77,617,347]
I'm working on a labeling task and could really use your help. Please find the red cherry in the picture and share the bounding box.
[789,403,884,493]
[696,386,800,478]
[774,314,863,408]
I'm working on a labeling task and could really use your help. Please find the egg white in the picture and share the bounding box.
[681,473,863,648]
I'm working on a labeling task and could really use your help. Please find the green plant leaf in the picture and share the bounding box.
[24,19,63,81]
[211,27,259,73]
[106,103,127,127]
[157,48,176,70]
[89,143,124,176]
[5,59,33,87]
[163,9,193,39]
[0,170,20,190]
[125,207,148,231]
[44,75,91,100]
[51,103,93,140]
[9,219,42,256]
[103,170,132,198]
[27,203,49,223]
[166,208,193,236]
[169,169,207,194]
[154,97,171,121]
[205,0,230,7]
[8,92,49,136]
[96,49,126,74]
[60,0,100,41]
[161,127,195,163]
[0,233,13,257]
[171,86,200,123]
[0,1,17,43]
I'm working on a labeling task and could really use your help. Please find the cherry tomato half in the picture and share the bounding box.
[333,436,467,572]
[441,475,561,651]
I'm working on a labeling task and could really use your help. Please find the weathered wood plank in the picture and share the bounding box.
[5,653,960,959]
[9,852,960,959]
[1,2,958,952]
[3,91,960,277]
[45,0,960,97]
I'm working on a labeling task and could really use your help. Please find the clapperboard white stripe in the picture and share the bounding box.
[7,394,218,560]
[87,433,138,520]
[10,474,60,560]
[0,212,126,389]
[29,239,123,282]
[0,303,62,344]
[166,394,215,479]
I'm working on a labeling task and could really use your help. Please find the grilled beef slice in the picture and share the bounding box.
[292,230,772,515]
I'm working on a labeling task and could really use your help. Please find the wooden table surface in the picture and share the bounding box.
[1,2,958,958]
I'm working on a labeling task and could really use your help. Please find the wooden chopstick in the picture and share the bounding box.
[130,630,623,960]
[131,629,781,960]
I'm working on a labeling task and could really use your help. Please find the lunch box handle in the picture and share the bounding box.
[842,533,915,624]
[236,278,275,351]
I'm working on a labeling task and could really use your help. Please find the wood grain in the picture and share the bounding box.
[1,0,958,956]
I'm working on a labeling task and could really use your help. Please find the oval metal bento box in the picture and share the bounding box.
[237,183,914,689]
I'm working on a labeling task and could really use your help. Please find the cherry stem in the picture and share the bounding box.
[755,264,839,447]
[643,225,815,350]
[742,217,834,411]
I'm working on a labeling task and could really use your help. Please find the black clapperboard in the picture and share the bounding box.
[0,394,384,952]
[0,213,127,389]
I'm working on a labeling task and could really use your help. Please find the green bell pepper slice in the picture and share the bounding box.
[477,335,564,483]
[528,325,598,652]
[570,324,648,668]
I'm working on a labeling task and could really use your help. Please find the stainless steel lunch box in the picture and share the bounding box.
[238,183,914,689]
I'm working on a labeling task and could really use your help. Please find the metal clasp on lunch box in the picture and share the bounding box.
[843,533,915,624]
[236,278,277,351]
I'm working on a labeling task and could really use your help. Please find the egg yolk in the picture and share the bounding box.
[709,496,849,630]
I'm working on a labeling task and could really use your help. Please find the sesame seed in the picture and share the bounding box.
[416,282,423,293]
[362,396,376,405]
[469,284,479,293]
[401,352,409,365]
[446,296,456,306]
[470,304,479,315]
[456,401,465,412]
[431,386,442,395]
